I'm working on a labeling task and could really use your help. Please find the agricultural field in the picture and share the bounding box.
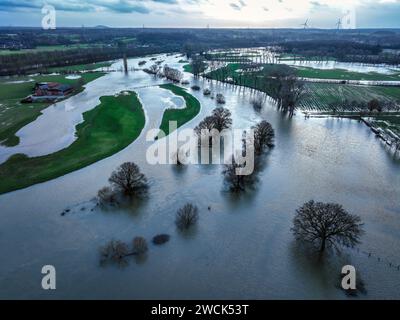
[369,115,400,139]
[203,62,400,113]
[0,72,105,147]
[295,66,400,81]
[300,83,400,112]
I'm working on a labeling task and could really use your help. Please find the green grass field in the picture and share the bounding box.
[158,84,201,136]
[0,72,105,147]
[0,44,106,56]
[0,91,145,195]
[295,67,400,81]
[46,61,112,73]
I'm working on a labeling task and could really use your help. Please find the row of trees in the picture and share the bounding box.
[163,65,183,83]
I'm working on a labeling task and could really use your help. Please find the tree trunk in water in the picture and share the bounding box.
[320,238,326,253]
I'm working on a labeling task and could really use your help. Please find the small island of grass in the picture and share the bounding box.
[158,84,201,137]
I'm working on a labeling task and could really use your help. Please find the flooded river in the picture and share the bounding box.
[0,54,399,299]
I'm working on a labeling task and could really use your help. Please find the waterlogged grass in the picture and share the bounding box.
[0,72,105,147]
[47,61,112,73]
[0,91,145,194]
[205,63,400,112]
[295,67,400,81]
[158,84,201,136]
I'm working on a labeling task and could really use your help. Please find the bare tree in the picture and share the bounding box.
[251,95,264,111]
[190,56,206,77]
[279,75,305,117]
[97,186,117,206]
[145,64,160,76]
[163,65,183,82]
[292,200,364,253]
[109,162,148,197]
[100,240,130,266]
[176,203,199,230]
[132,237,148,255]
[211,107,232,132]
[266,70,305,117]
[216,93,226,104]
[252,121,275,155]
[222,156,259,193]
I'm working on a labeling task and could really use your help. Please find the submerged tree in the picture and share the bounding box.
[194,107,232,146]
[109,162,149,197]
[100,240,130,267]
[97,186,118,206]
[132,237,148,255]
[252,121,275,155]
[211,107,232,132]
[190,56,206,77]
[292,201,364,253]
[176,203,199,230]
[222,156,259,193]
[266,69,305,117]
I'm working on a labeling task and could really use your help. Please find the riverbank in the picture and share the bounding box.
[158,84,201,136]
[0,72,106,147]
[0,91,145,194]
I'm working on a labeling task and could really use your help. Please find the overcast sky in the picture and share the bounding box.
[0,0,399,28]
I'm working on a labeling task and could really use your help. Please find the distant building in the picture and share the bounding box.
[34,82,73,97]
[21,82,74,103]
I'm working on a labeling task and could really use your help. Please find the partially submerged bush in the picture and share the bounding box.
[222,156,259,193]
[191,85,201,91]
[203,88,211,96]
[97,186,117,206]
[153,234,171,245]
[100,240,130,266]
[216,93,226,104]
[251,95,264,110]
[132,237,148,255]
[176,203,199,230]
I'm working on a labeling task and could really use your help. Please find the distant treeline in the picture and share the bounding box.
[2,28,400,75]
[280,40,400,65]
[0,46,177,76]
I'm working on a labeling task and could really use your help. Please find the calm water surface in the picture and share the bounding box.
[0,54,399,299]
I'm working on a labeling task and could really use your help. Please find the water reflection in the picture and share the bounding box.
[0,54,399,299]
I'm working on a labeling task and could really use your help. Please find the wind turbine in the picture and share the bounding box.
[301,19,310,30]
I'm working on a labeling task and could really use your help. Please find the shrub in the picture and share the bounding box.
[191,85,201,91]
[176,203,199,230]
[153,234,171,245]
[132,237,148,255]
[203,88,211,96]
[216,93,226,104]
[97,186,117,206]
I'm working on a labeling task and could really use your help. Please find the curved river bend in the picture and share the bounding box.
[0,54,399,299]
